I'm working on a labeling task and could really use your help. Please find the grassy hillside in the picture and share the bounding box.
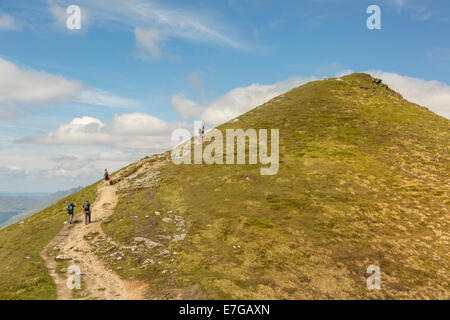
[0,73,448,300]
[93,73,449,299]
[0,183,98,299]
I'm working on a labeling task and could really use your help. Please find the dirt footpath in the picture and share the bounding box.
[41,184,146,300]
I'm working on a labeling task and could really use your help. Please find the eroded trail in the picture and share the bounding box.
[41,184,146,300]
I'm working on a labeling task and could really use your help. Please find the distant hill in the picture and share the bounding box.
[0,187,82,230]
[0,196,39,226]
[0,196,37,214]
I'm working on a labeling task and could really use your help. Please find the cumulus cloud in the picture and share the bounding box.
[0,57,137,109]
[368,70,450,119]
[0,57,82,105]
[0,146,139,191]
[171,76,317,126]
[48,4,68,28]
[49,153,87,163]
[171,94,203,120]
[0,165,32,176]
[47,150,135,176]
[18,113,190,150]
[97,150,136,161]
[0,13,19,31]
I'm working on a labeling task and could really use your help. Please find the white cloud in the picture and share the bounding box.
[134,27,163,59]
[0,146,140,192]
[0,13,19,31]
[335,69,354,77]
[367,70,450,119]
[171,71,450,126]
[0,57,137,109]
[171,76,317,126]
[171,94,203,120]
[97,151,136,161]
[0,108,20,120]
[48,4,67,28]
[19,113,190,150]
[49,3,89,30]
[74,88,139,108]
[0,57,82,105]
[49,0,244,51]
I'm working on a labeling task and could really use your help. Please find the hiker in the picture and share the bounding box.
[67,201,76,224]
[104,169,110,186]
[83,200,91,225]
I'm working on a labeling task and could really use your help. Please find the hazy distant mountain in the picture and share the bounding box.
[0,196,38,213]
[0,196,38,226]
[0,192,51,200]
[0,187,82,229]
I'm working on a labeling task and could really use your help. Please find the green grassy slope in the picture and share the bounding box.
[0,73,448,300]
[100,73,449,299]
[0,183,98,299]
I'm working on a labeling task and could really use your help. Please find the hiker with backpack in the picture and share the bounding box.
[83,200,91,225]
[104,169,110,186]
[67,202,76,224]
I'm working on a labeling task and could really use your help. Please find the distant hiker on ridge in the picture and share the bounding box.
[67,201,76,224]
[104,169,110,186]
[83,200,91,225]
[199,125,205,137]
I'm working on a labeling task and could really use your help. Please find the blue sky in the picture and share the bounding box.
[0,0,449,192]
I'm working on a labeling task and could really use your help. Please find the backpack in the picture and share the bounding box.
[83,202,91,213]
[67,202,73,213]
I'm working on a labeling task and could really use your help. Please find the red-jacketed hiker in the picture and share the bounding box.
[104,169,110,186]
